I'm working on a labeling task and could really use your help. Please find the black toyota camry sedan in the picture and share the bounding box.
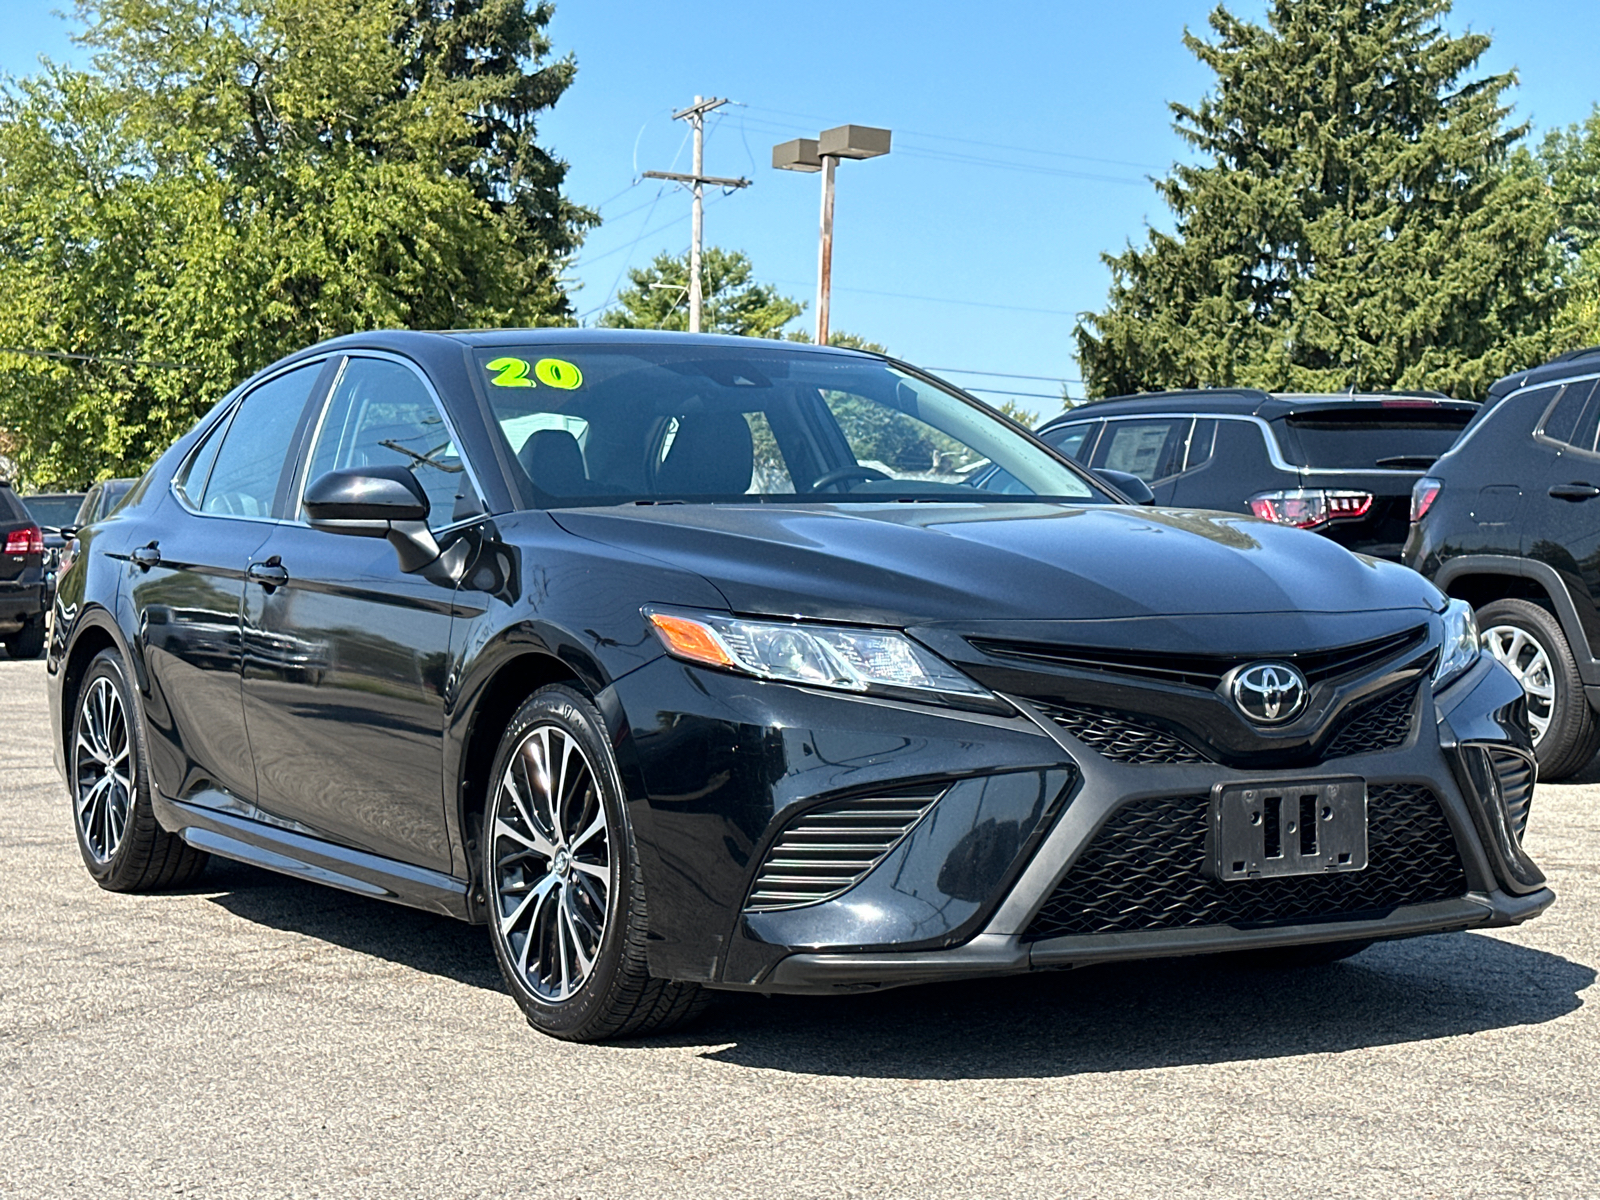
[48,330,1550,1041]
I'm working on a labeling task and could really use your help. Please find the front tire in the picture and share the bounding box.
[1478,598,1600,780]
[483,685,706,1042]
[70,649,208,890]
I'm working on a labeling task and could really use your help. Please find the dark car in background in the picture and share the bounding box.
[48,331,1548,1042]
[1406,346,1600,780]
[71,478,137,532]
[1036,391,1478,560]
[0,481,47,658]
[22,491,85,570]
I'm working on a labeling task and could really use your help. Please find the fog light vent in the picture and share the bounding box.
[1490,749,1535,842]
[744,788,943,912]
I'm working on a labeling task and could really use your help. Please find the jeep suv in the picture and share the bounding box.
[1037,390,1478,560]
[1405,346,1600,779]
[0,481,47,658]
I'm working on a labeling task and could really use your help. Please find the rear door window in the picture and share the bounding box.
[1536,381,1600,453]
[197,364,322,518]
[1091,419,1190,484]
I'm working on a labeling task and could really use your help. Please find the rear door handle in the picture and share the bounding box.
[1549,483,1600,502]
[246,559,289,588]
[130,544,161,569]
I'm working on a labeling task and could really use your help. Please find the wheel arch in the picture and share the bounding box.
[449,628,617,922]
[1434,555,1600,686]
[57,607,139,773]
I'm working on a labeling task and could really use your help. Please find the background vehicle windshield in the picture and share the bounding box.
[22,494,82,528]
[476,344,1104,506]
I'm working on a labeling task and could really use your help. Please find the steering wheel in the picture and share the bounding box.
[803,465,891,494]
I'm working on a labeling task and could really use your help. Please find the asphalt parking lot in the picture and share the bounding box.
[2,656,1597,1199]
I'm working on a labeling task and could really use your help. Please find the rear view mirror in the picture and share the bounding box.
[304,467,447,574]
[1096,469,1156,506]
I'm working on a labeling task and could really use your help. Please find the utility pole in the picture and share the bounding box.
[642,96,751,333]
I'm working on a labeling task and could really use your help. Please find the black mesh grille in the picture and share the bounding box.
[1023,784,1467,939]
[1032,701,1211,764]
[1322,684,1418,759]
[744,789,941,912]
[1491,750,1535,842]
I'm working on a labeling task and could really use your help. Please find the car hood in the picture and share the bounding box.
[549,502,1442,626]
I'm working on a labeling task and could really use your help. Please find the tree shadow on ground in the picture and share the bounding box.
[192,858,1592,1081]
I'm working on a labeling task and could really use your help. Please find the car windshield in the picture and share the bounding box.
[22,494,83,529]
[476,343,1105,507]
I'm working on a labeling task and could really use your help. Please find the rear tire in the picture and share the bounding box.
[4,614,44,660]
[70,649,208,890]
[483,684,707,1042]
[1478,598,1600,780]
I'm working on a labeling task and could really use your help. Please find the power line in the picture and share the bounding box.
[774,279,1078,317]
[960,385,1073,401]
[927,366,1083,383]
[0,346,200,371]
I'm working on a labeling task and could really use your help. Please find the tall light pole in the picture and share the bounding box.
[644,96,751,333]
[773,124,891,345]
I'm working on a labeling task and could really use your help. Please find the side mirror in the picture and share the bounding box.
[1096,468,1156,506]
[304,467,446,574]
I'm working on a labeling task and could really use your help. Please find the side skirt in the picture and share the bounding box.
[153,792,473,921]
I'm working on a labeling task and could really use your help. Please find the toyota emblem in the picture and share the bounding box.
[1231,662,1308,724]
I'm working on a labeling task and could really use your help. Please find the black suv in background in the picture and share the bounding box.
[1406,346,1600,779]
[1036,391,1477,560]
[0,481,47,658]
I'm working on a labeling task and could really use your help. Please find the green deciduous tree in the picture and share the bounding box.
[1075,0,1558,402]
[0,0,592,486]
[599,247,804,338]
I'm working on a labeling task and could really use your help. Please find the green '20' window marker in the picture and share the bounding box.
[485,357,534,387]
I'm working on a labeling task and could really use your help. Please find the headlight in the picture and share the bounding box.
[644,607,990,700]
[1434,598,1480,690]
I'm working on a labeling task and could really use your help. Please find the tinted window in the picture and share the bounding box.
[473,345,1105,505]
[176,415,229,509]
[1091,419,1190,483]
[1279,407,1474,469]
[304,357,470,529]
[1187,419,1217,470]
[22,494,83,529]
[200,365,321,518]
[1538,380,1600,452]
[1041,422,1096,462]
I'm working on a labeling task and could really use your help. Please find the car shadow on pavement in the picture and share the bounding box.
[189,860,1593,1080]
[196,856,507,993]
[680,934,1593,1079]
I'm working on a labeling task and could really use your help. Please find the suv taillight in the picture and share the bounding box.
[1410,477,1443,524]
[3,525,43,555]
[1248,489,1373,530]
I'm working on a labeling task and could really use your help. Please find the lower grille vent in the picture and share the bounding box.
[744,788,942,912]
[1323,684,1418,759]
[1032,700,1210,765]
[1490,750,1535,842]
[1024,784,1466,939]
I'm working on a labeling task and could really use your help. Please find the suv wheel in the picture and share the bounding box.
[483,685,708,1042]
[71,649,209,889]
[1479,598,1600,780]
[4,614,44,660]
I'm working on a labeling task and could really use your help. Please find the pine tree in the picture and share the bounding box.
[599,248,804,337]
[1075,0,1557,401]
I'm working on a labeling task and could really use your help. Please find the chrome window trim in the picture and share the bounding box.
[169,356,331,525]
[292,349,490,535]
[1448,373,1600,457]
[1059,411,1456,476]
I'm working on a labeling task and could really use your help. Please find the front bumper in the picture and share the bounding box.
[610,649,1548,993]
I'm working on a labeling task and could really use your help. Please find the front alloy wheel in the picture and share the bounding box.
[482,685,707,1041]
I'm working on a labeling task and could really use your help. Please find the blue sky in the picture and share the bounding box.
[4,1,1598,410]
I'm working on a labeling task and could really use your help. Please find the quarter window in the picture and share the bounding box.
[304,357,472,529]
[1042,422,1097,462]
[196,364,322,518]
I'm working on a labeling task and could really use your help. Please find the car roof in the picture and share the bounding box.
[1488,345,1600,399]
[1037,388,1477,429]
[288,327,881,361]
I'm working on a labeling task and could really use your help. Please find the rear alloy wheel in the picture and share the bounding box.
[1478,598,1600,780]
[484,685,707,1042]
[70,649,208,890]
[4,614,45,660]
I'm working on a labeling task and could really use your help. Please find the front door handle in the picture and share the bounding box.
[246,558,289,589]
[1549,483,1600,502]
[130,544,161,569]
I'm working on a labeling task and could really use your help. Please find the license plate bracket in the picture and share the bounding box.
[1209,777,1368,881]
